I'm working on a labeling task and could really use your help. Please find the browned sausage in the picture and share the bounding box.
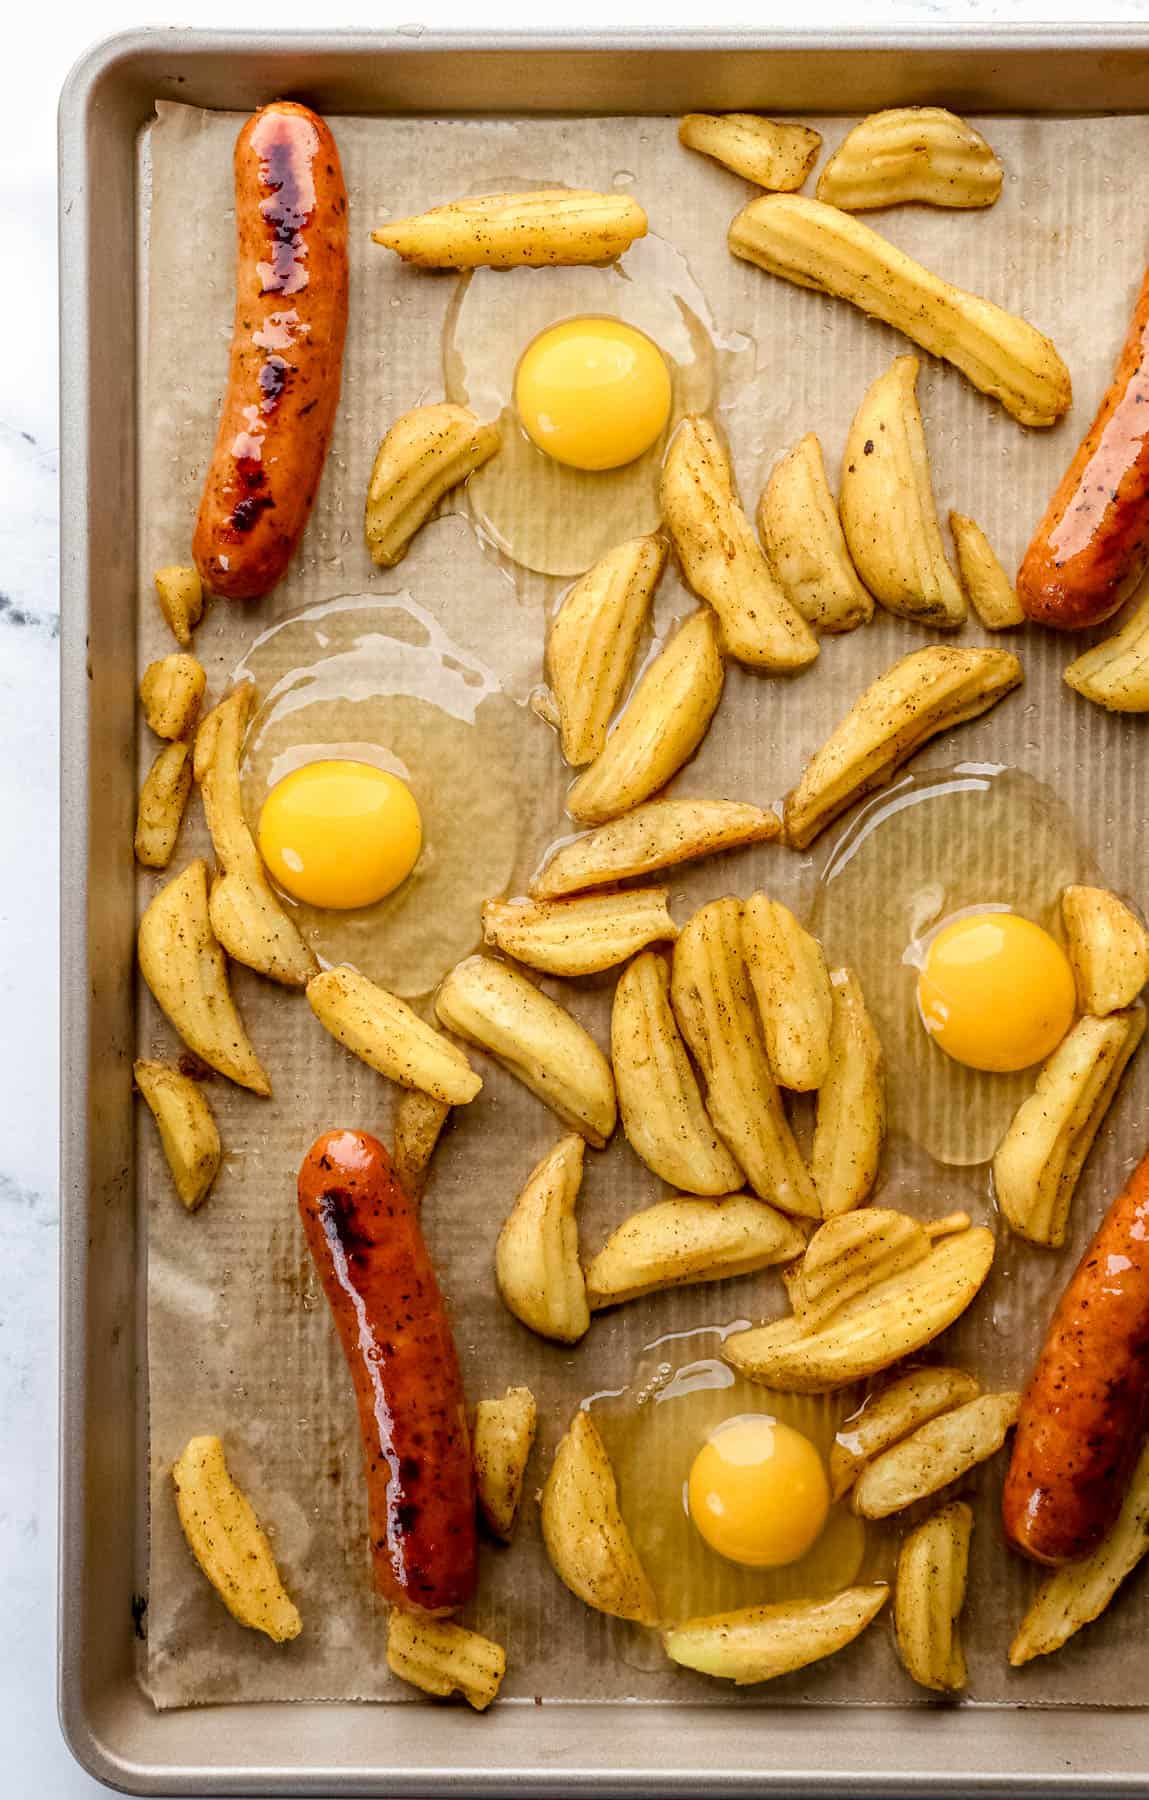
[193,102,348,601]
[298,1128,477,1613]
[1018,267,1149,630]
[1003,1143,1149,1565]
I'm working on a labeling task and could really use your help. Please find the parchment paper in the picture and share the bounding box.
[137,101,1149,1710]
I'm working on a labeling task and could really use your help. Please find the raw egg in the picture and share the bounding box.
[515,317,672,471]
[918,910,1076,1073]
[687,1414,830,1569]
[257,761,422,910]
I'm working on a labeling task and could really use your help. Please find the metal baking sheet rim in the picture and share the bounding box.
[57,24,1149,1798]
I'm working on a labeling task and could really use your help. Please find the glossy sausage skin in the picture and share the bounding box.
[1018,267,1149,630]
[193,102,349,601]
[1003,1144,1149,1566]
[298,1129,477,1613]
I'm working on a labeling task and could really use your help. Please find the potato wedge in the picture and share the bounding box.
[725,1217,995,1393]
[817,108,1003,212]
[547,534,666,766]
[1062,885,1149,1016]
[1010,1437,1149,1667]
[540,1410,657,1624]
[728,195,1071,428]
[784,1206,967,1329]
[372,188,647,269]
[195,685,318,987]
[612,950,743,1195]
[831,1366,981,1500]
[138,861,270,1095]
[742,895,833,1092]
[949,511,1025,629]
[386,1611,506,1711]
[393,1089,451,1201]
[586,1195,805,1311]
[678,113,821,190]
[852,1391,1019,1518]
[811,968,886,1217]
[172,1435,300,1642]
[757,433,873,633]
[436,955,615,1145]
[1064,584,1149,711]
[308,965,482,1106]
[530,798,780,900]
[364,401,501,568]
[660,416,819,671]
[135,741,193,870]
[495,1135,589,1344]
[566,610,725,826]
[153,564,204,647]
[783,645,1023,849]
[895,1501,973,1694]
[671,899,820,1219]
[482,888,676,978]
[473,1386,538,1541]
[840,357,965,628]
[663,1586,888,1685]
[140,653,206,741]
[134,1059,221,1211]
[993,1007,1146,1248]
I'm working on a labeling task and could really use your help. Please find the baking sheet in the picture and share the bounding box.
[137,100,1149,1711]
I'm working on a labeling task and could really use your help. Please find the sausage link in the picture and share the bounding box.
[1018,267,1149,630]
[193,102,349,601]
[298,1129,477,1613]
[1003,1143,1149,1565]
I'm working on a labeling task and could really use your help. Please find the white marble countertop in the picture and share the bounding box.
[8,4,1149,1794]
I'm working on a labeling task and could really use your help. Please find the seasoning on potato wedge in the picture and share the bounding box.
[1064,584,1149,711]
[482,888,677,978]
[153,563,204,647]
[851,1391,1019,1519]
[585,1195,805,1311]
[894,1501,973,1694]
[473,1386,538,1541]
[728,194,1070,427]
[546,534,666,766]
[1062,885,1149,1016]
[172,1435,300,1642]
[816,108,1003,212]
[140,652,206,741]
[949,511,1025,629]
[830,1366,981,1500]
[810,968,885,1217]
[757,432,874,633]
[134,1059,221,1212]
[364,401,501,568]
[663,1586,888,1685]
[495,1135,590,1345]
[742,895,833,1093]
[678,113,821,191]
[783,645,1023,850]
[529,797,781,900]
[541,1410,658,1625]
[308,965,482,1106]
[435,955,616,1145]
[993,1007,1146,1248]
[372,188,647,269]
[387,1611,506,1711]
[393,1088,451,1202]
[135,741,193,870]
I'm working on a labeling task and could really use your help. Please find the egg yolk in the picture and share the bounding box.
[686,1415,830,1569]
[514,316,672,471]
[917,910,1076,1073]
[257,760,422,910]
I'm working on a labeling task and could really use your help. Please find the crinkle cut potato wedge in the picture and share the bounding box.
[993,1007,1146,1248]
[728,195,1071,428]
[546,534,666,767]
[678,113,821,191]
[138,860,271,1095]
[786,1207,938,1330]
[134,1059,221,1212]
[585,1195,805,1311]
[386,1611,506,1711]
[783,645,1023,850]
[757,433,874,633]
[612,950,743,1195]
[566,609,725,826]
[364,402,501,568]
[817,108,1003,212]
[949,511,1025,630]
[140,652,207,742]
[153,563,204,647]
[473,1386,538,1542]
[135,740,193,870]
[660,416,819,672]
[1064,583,1149,711]
[830,1365,981,1500]
[530,798,781,900]
[742,894,833,1093]
[195,684,318,987]
[172,1435,301,1642]
[307,965,482,1106]
[435,955,616,1145]
[393,1088,451,1202]
[495,1135,590,1345]
[482,888,676,978]
[541,1410,658,1625]
[1062,885,1149,1016]
[840,356,966,628]
[894,1501,973,1694]
[810,967,886,1217]
[851,1391,1020,1519]
[1010,1436,1149,1667]
[663,1586,888,1685]
[671,899,820,1219]
[372,188,647,269]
